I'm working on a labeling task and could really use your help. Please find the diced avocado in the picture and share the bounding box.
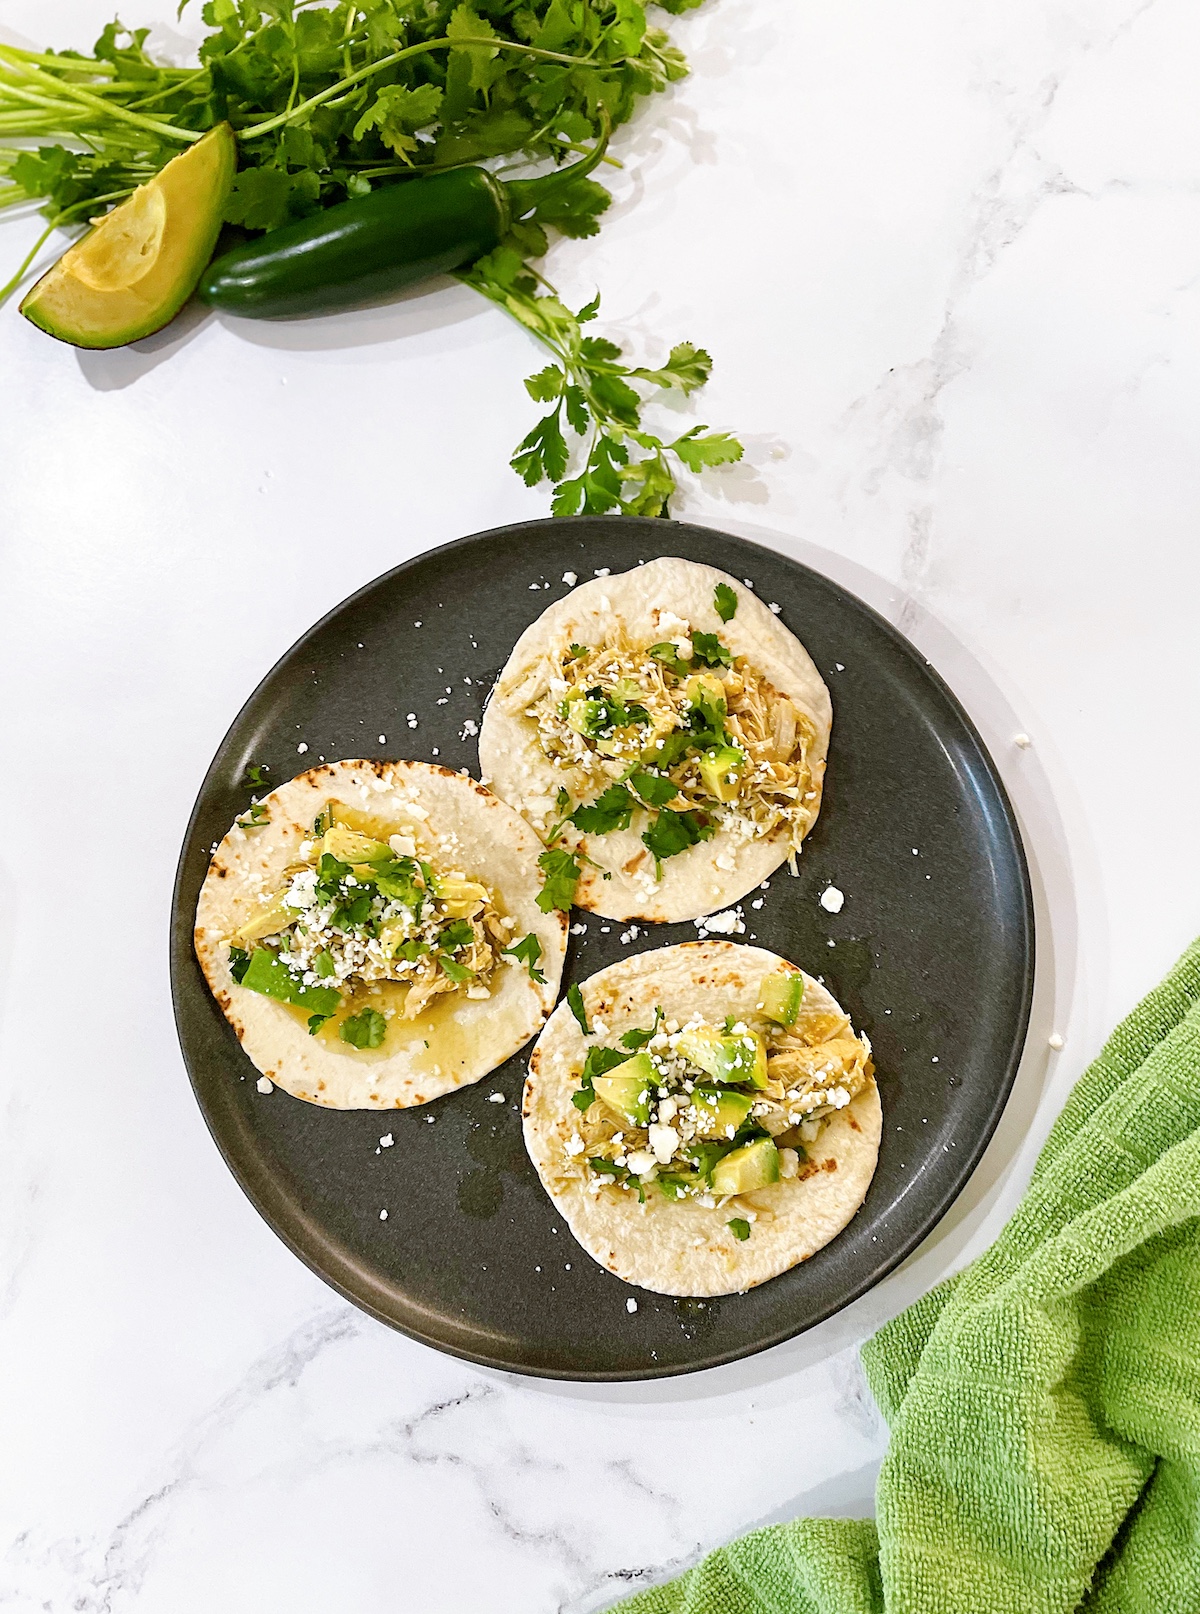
[697,743,745,804]
[690,1085,753,1140]
[711,1137,780,1196]
[677,1025,769,1089]
[685,672,727,713]
[320,826,392,866]
[238,947,341,1015]
[232,899,294,946]
[758,969,804,1026]
[20,125,236,349]
[566,694,608,738]
[592,1051,655,1126]
[437,878,489,918]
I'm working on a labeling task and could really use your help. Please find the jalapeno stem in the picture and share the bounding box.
[505,111,612,219]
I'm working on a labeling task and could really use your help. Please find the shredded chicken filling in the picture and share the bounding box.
[508,624,821,852]
[230,811,517,1019]
[564,1009,872,1207]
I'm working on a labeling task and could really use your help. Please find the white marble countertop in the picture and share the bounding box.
[2,0,1199,1608]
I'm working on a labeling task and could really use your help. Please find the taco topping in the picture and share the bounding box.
[507,621,823,876]
[227,805,532,1038]
[562,971,872,1230]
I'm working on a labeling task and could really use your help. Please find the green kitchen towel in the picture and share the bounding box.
[618,936,1200,1614]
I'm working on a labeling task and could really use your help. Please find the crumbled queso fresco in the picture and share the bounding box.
[563,991,873,1220]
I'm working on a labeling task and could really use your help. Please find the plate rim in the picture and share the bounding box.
[169,514,1035,1381]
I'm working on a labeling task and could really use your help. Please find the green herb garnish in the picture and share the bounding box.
[228,945,250,984]
[374,856,426,913]
[339,1007,387,1049]
[582,1046,630,1083]
[566,983,590,1036]
[629,771,678,808]
[690,631,732,668]
[727,1218,751,1241]
[642,809,714,865]
[314,951,336,979]
[537,847,581,913]
[567,645,589,660]
[439,957,475,984]
[437,919,476,954]
[242,763,271,790]
[713,584,738,623]
[236,801,269,828]
[620,1007,664,1052]
[502,932,546,983]
[570,783,636,835]
[307,1012,335,1036]
[648,641,692,679]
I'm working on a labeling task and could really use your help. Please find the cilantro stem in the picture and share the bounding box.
[236,37,604,141]
[0,49,203,142]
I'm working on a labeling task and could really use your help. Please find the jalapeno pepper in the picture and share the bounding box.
[199,125,608,319]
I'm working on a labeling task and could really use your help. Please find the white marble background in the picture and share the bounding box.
[2,0,1199,1608]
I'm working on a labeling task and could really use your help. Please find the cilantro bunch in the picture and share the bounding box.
[0,0,741,513]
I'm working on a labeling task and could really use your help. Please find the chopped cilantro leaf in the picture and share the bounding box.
[568,644,589,659]
[569,689,650,739]
[570,783,636,835]
[394,938,429,962]
[572,1085,595,1113]
[439,957,475,984]
[375,856,425,912]
[437,918,476,953]
[567,983,590,1035]
[728,1217,751,1241]
[682,1141,735,1179]
[307,1012,335,1036]
[502,932,546,983]
[236,801,269,828]
[315,853,351,895]
[537,847,581,912]
[620,1007,664,1051]
[334,892,373,930]
[242,763,271,790]
[657,1175,693,1200]
[228,945,250,984]
[555,787,571,813]
[582,1046,630,1083]
[314,951,336,979]
[690,631,732,668]
[339,1007,387,1049]
[648,641,691,678]
[642,809,714,863]
[589,1157,625,1175]
[629,771,678,807]
[713,583,738,622]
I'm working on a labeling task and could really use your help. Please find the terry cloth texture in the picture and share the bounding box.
[617,935,1200,1614]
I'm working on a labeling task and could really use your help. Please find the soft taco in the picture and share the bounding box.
[478,558,832,923]
[195,760,567,1108]
[522,941,880,1296]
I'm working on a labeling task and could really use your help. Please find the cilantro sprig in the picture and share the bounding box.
[0,3,743,513]
[502,932,546,984]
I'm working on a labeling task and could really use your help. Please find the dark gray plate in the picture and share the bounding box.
[170,517,1033,1380]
